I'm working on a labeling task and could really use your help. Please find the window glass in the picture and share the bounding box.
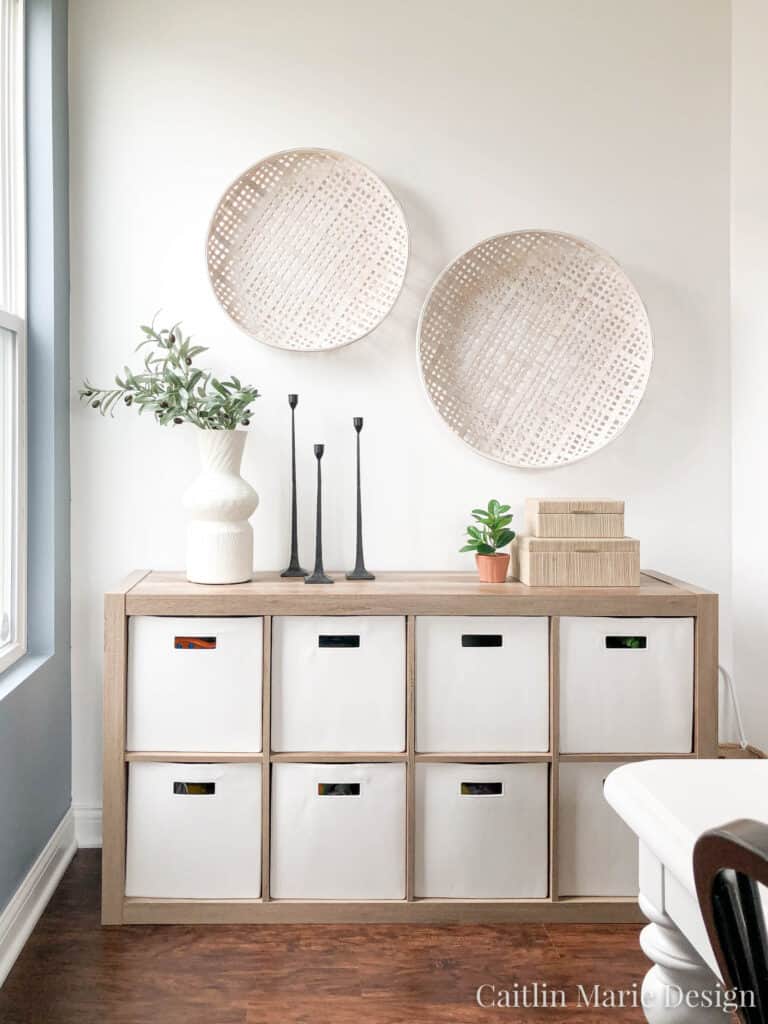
[0,0,25,674]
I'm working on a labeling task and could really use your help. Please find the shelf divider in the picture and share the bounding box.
[406,615,416,901]
[261,615,272,902]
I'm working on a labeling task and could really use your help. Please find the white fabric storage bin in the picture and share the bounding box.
[559,617,694,753]
[416,616,549,752]
[270,762,406,899]
[125,761,261,898]
[271,616,405,752]
[415,762,548,898]
[558,762,638,896]
[127,616,263,752]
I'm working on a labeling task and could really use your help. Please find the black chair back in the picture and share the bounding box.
[693,819,768,1023]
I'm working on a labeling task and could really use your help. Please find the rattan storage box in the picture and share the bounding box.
[525,498,624,539]
[518,536,640,587]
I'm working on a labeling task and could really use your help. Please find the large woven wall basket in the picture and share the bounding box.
[206,148,409,352]
[417,230,653,469]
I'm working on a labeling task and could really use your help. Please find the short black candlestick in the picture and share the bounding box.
[305,444,333,585]
[346,417,375,581]
[281,394,308,578]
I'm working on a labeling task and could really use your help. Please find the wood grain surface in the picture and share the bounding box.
[0,851,649,1023]
[124,570,699,617]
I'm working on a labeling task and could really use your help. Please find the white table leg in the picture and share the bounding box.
[638,894,724,1023]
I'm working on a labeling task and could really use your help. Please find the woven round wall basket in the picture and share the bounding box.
[417,230,653,469]
[206,148,409,352]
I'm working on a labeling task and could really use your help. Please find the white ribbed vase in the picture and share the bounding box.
[182,430,258,584]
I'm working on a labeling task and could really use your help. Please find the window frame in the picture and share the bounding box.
[0,311,26,675]
[0,0,27,676]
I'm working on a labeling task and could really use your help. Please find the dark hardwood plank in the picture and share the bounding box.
[0,852,648,1023]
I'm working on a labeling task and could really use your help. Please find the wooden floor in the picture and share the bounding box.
[0,851,649,1023]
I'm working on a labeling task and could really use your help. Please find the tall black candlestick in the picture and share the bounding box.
[305,444,333,585]
[281,394,308,578]
[346,417,375,580]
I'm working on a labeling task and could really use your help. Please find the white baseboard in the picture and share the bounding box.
[73,804,102,849]
[0,808,77,988]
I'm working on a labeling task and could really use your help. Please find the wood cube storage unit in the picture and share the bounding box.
[102,570,718,925]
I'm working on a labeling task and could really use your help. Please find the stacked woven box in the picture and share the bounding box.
[518,499,640,587]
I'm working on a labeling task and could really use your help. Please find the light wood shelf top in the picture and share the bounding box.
[558,752,697,763]
[123,751,702,764]
[125,751,264,763]
[414,752,552,763]
[121,569,707,616]
[270,752,408,763]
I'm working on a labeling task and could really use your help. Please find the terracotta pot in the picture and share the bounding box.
[475,552,510,583]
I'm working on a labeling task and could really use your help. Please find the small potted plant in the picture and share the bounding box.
[460,500,515,583]
[78,319,261,585]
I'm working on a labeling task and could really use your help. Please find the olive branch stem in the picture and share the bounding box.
[78,319,260,430]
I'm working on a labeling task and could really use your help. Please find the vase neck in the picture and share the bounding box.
[197,429,246,474]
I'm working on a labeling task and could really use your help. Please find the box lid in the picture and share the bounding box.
[525,498,624,515]
[519,536,639,552]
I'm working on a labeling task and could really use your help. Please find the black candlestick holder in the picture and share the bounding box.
[281,394,308,578]
[346,417,375,580]
[305,444,333,585]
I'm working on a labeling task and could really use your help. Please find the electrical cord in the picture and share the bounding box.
[719,664,749,750]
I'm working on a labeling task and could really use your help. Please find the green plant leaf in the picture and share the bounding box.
[495,529,515,549]
[459,543,479,553]
[476,543,495,555]
[78,321,259,430]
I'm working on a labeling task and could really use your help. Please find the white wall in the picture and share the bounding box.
[732,0,768,751]
[69,0,733,813]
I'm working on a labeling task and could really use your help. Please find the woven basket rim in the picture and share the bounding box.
[415,228,654,470]
[205,147,410,352]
